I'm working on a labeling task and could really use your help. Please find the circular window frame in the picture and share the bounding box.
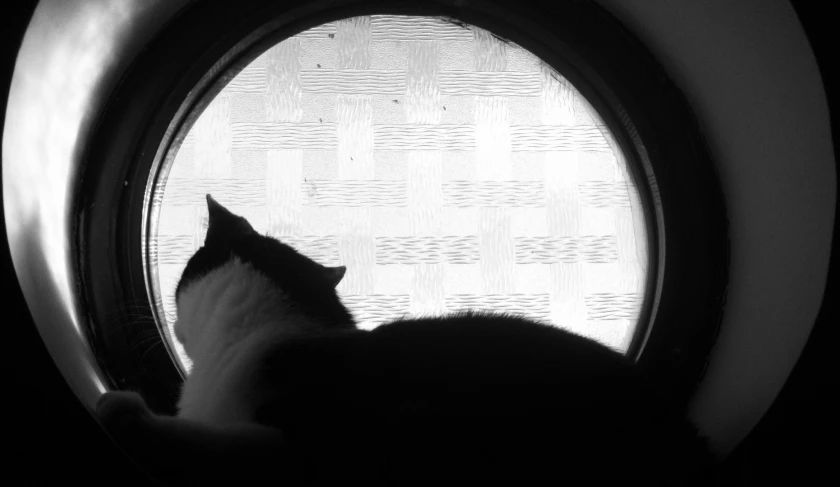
[77,0,727,415]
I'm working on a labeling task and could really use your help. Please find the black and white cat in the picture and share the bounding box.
[97,195,714,486]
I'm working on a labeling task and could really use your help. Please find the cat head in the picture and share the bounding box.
[173,195,353,351]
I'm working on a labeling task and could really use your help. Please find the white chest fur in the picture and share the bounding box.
[174,258,316,425]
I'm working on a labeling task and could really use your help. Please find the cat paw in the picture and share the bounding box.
[96,390,152,434]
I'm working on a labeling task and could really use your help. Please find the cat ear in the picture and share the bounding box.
[323,265,346,288]
[205,194,254,245]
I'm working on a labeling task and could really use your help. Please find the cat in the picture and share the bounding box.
[97,194,714,486]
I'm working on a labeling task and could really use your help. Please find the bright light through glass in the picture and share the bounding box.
[149,15,649,372]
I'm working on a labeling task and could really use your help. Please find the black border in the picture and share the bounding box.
[77,0,727,416]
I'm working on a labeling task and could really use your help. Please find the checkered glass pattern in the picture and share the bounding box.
[151,15,649,371]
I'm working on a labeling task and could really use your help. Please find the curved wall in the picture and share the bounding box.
[3,0,834,457]
[596,0,835,454]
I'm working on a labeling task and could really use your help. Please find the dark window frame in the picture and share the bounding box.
[77,0,727,416]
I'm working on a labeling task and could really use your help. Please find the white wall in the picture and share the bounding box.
[595,0,836,455]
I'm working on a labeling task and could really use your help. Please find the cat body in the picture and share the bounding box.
[97,195,712,486]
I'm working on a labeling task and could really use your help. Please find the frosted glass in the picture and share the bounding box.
[150,15,649,371]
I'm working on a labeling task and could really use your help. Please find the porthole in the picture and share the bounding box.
[78,0,726,415]
[149,15,651,373]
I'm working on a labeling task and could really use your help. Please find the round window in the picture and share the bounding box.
[79,0,725,413]
[148,15,649,373]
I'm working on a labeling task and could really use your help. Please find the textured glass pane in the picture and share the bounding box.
[151,15,649,371]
